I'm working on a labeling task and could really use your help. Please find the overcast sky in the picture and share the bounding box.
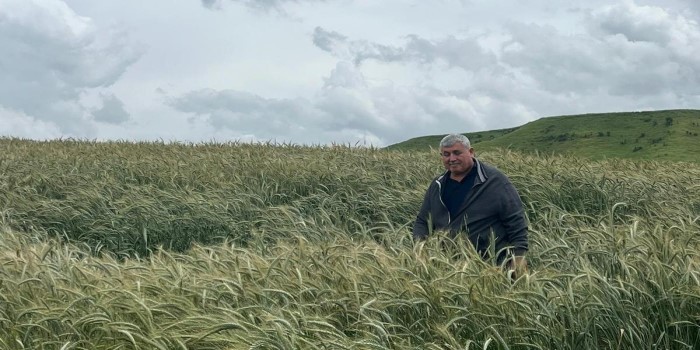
[1,0,699,146]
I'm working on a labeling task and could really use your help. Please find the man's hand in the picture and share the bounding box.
[510,255,528,280]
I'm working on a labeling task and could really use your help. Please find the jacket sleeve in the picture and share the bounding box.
[412,184,433,241]
[499,180,529,255]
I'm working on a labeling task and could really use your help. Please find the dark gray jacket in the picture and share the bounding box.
[412,158,528,262]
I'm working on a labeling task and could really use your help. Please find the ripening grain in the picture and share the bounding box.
[0,138,698,349]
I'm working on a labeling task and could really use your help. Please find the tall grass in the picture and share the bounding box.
[0,138,699,349]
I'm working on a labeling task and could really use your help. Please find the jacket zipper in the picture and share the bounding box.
[435,178,451,224]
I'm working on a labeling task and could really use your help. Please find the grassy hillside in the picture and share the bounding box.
[1,139,700,348]
[388,127,519,152]
[388,109,700,162]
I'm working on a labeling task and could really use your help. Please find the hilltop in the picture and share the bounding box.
[387,109,700,162]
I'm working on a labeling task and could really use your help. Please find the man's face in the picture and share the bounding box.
[440,142,474,177]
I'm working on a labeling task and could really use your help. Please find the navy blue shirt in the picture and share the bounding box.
[441,166,477,219]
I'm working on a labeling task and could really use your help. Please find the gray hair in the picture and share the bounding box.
[439,134,471,149]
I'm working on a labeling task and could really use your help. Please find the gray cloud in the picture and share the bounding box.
[312,3,700,98]
[0,0,141,135]
[306,2,700,142]
[175,1,700,146]
[500,23,612,94]
[312,27,347,53]
[312,27,405,65]
[200,0,240,9]
[501,2,700,97]
[168,61,502,145]
[201,0,222,9]
[169,84,393,141]
[168,88,325,138]
[91,94,130,124]
[6,0,695,145]
[402,35,497,70]
[678,0,700,18]
[168,86,383,145]
[592,4,673,43]
[313,26,495,69]
[201,0,326,12]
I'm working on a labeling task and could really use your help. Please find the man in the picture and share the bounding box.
[413,134,528,273]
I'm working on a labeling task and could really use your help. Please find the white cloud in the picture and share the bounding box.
[2,0,699,145]
[168,61,504,145]
[0,106,62,139]
[500,2,700,97]
[169,0,700,146]
[0,0,141,135]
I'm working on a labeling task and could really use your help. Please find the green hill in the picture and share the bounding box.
[387,109,700,162]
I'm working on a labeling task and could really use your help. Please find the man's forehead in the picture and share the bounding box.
[440,143,469,151]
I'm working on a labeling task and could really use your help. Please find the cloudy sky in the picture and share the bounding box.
[1,0,699,146]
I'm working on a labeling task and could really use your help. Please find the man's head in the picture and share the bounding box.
[439,134,474,178]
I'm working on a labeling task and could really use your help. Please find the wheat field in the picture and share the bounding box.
[0,138,699,349]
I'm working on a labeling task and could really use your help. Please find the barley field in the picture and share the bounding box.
[0,138,699,349]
